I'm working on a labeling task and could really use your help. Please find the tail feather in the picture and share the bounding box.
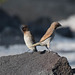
[31,42,41,47]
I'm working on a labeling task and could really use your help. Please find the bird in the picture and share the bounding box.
[21,25,37,52]
[31,22,61,52]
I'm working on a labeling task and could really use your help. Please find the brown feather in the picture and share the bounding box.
[40,24,55,42]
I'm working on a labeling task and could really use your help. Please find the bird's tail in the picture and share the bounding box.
[31,42,41,47]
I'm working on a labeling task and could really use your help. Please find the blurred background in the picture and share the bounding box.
[0,0,75,68]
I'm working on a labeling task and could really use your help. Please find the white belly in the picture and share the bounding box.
[24,34,35,50]
[40,37,50,46]
[40,31,55,46]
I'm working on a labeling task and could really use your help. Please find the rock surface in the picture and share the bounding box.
[0,51,73,75]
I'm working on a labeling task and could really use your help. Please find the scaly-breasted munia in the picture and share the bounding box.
[31,22,61,51]
[21,25,37,52]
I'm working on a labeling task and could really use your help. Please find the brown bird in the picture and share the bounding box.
[21,25,37,52]
[31,22,61,51]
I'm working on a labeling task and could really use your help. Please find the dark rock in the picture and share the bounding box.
[52,57,72,75]
[56,27,74,38]
[0,51,73,75]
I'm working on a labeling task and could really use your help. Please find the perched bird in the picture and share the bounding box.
[31,22,61,51]
[21,25,37,52]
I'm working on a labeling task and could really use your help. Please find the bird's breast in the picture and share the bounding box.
[24,35,33,45]
[40,37,51,46]
[24,35,35,50]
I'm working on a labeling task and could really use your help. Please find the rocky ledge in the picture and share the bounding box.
[0,51,73,75]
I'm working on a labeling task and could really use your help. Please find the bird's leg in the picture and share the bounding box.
[31,49,37,54]
[45,45,50,53]
[31,50,37,54]
[34,47,37,52]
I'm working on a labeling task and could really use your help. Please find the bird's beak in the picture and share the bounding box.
[21,25,24,29]
[20,25,23,31]
[21,26,23,31]
[59,24,62,27]
[20,25,25,32]
[58,24,62,29]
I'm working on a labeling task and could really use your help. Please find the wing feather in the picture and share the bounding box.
[40,26,55,42]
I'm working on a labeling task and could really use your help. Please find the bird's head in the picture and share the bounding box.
[52,22,62,29]
[21,25,28,32]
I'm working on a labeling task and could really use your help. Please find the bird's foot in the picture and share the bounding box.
[34,49,37,52]
[31,50,37,54]
[40,50,46,54]
[48,50,50,53]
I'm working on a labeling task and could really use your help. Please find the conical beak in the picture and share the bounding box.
[59,24,62,27]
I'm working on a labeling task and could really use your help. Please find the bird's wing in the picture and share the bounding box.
[32,36,35,43]
[40,27,55,42]
[30,32,36,43]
